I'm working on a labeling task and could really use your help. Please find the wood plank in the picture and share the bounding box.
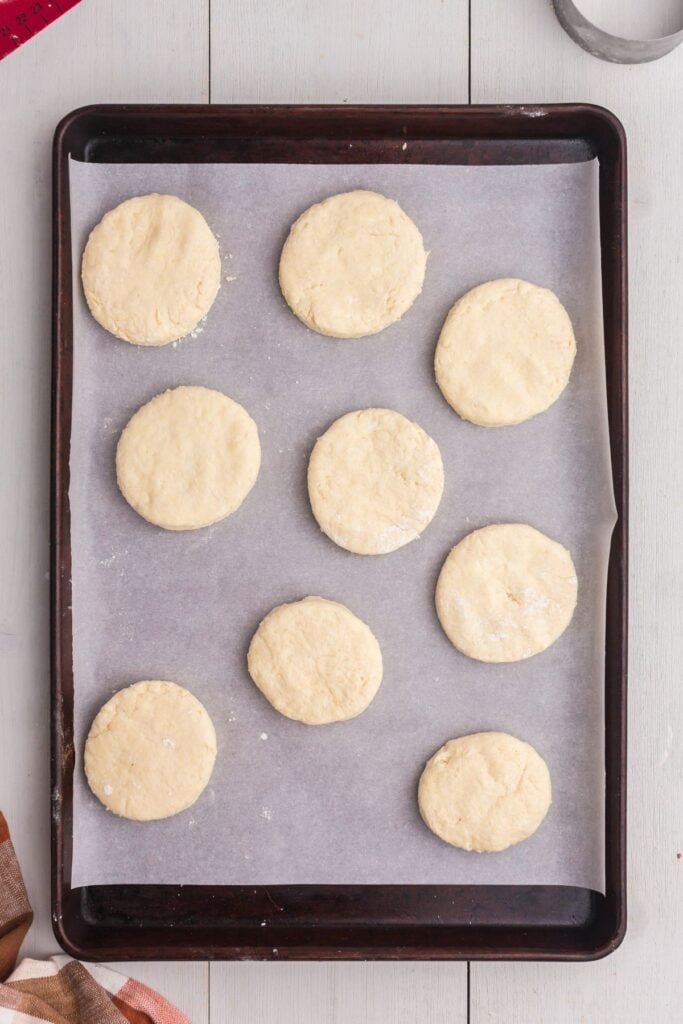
[470,1,683,1016]
[0,3,209,1020]
[211,962,468,1024]
[210,0,469,103]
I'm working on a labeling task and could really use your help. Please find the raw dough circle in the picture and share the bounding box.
[84,680,217,821]
[435,524,577,663]
[82,193,221,345]
[116,385,261,531]
[279,190,427,338]
[247,596,383,724]
[308,408,444,555]
[434,278,577,426]
[418,732,552,852]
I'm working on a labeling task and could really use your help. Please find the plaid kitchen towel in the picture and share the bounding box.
[0,814,190,1024]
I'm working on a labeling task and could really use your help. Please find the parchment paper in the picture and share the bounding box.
[68,158,616,892]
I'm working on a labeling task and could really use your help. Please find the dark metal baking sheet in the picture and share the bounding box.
[52,103,627,961]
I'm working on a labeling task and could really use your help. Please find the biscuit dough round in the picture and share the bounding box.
[279,190,427,338]
[84,680,217,821]
[418,731,552,852]
[82,193,221,345]
[436,524,577,662]
[247,596,383,724]
[308,408,444,555]
[435,278,576,426]
[116,385,260,531]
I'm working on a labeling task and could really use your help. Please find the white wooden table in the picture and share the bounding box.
[1,2,681,1020]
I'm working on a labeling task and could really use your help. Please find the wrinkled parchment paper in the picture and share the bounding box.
[68,158,616,891]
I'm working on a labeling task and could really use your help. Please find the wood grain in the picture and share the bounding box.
[209,0,469,103]
[470,0,682,1016]
[210,962,467,1024]
[1,0,680,1017]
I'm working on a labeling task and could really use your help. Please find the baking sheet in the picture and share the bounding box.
[68,158,616,892]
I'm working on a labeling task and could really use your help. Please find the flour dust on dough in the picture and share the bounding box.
[84,680,217,821]
[308,408,444,555]
[435,278,577,426]
[279,190,427,338]
[247,596,383,725]
[435,523,577,662]
[82,193,221,345]
[116,385,260,531]
[418,731,552,852]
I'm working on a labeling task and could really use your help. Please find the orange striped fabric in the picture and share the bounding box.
[0,813,190,1024]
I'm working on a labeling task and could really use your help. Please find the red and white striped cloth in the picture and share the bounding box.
[0,814,190,1024]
